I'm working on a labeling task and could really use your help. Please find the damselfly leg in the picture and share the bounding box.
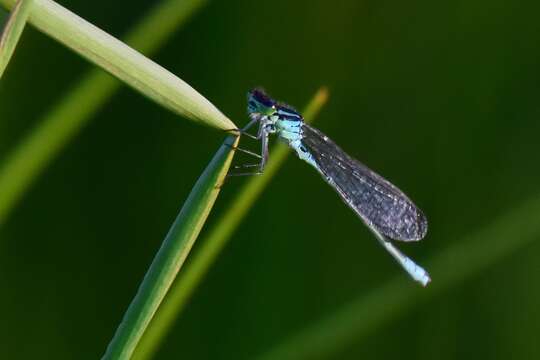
[226,117,271,177]
[224,144,262,159]
[224,114,260,139]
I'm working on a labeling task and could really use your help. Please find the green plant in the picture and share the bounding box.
[133,87,329,360]
[0,2,330,359]
[0,0,212,226]
[0,0,32,78]
[102,135,239,359]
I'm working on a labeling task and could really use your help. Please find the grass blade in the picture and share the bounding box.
[0,0,233,130]
[102,135,239,360]
[256,194,540,360]
[133,87,329,360]
[0,0,32,78]
[0,0,208,226]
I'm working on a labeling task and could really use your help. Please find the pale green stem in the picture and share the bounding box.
[0,0,32,78]
[102,135,239,360]
[0,0,233,129]
[133,88,329,360]
[0,0,209,226]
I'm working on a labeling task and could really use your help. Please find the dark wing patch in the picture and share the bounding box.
[301,124,427,241]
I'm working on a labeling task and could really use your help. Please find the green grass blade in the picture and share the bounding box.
[0,0,208,226]
[0,0,233,129]
[102,135,239,360]
[256,194,540,360]
[0,0,32,78]
[133,87,329,360]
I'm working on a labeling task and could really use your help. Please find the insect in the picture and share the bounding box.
[230,89,430,285]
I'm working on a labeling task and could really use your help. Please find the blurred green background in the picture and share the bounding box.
[1,0,540,359]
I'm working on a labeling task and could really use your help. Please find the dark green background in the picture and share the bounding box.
[1,0,540,359]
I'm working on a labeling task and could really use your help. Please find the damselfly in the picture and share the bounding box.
[230,89,430,286]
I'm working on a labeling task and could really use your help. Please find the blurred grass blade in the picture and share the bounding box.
[0,0,208,226]
[256,195,540,360]
[0,0,233,130]
[102,135,239,360]
[0,0,32,78]
[133,87,329,360]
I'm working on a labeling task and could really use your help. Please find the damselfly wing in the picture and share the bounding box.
[300,123,428,242]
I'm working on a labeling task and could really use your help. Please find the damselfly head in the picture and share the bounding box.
[248,88,276,116]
